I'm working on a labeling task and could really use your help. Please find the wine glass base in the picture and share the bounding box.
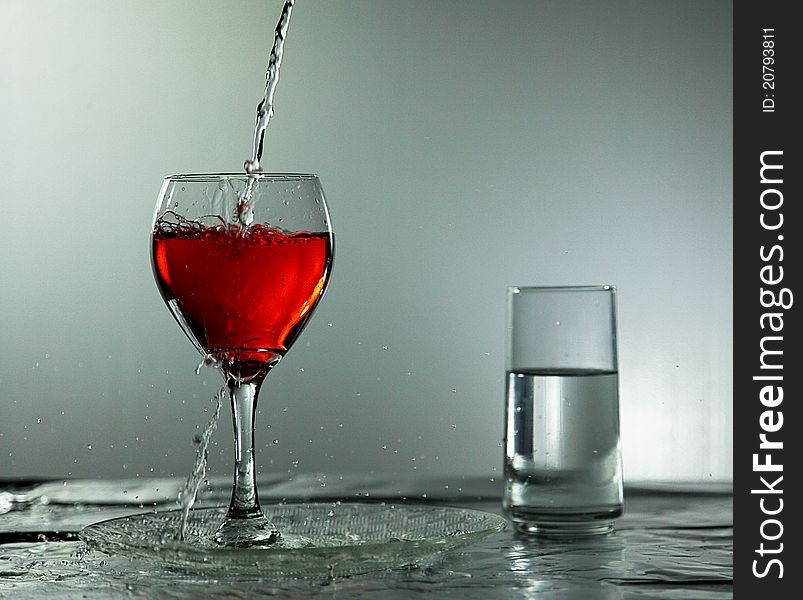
[79,503,507,577]
[214,515,281,548]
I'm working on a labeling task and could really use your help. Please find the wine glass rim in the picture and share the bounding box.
[165,172,319,182]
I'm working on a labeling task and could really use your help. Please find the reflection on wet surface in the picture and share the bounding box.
[0,478,732,598]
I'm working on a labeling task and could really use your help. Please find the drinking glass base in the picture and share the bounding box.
[513,520,615,538]
[505,504,621,538]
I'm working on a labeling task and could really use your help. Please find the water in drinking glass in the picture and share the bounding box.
[504,369,622,533]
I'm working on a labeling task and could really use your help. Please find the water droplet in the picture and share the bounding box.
[196,354,221,374]
[555,320,561,326]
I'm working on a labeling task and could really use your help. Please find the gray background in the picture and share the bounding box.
[0,0,732,483]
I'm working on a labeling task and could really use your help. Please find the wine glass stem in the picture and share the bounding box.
[227,377,264,519]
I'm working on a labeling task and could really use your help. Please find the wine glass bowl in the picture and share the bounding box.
[152,173,333,382]
[150,173,333,546]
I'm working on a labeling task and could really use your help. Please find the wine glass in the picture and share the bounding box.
[150,173,333,547]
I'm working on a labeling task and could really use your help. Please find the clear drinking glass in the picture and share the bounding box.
[503,285,623,536]
[151,173,333,546]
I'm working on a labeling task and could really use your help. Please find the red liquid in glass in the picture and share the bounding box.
[152,223,332,380]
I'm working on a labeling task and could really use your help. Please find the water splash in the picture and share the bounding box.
[176,388,224,541]
[238,0,295,228]
[244,0,295,175]
[195,354,222,375]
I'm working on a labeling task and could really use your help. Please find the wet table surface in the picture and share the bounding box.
[0,477,732,599]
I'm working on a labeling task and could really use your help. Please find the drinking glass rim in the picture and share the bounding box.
[165,172,319,182]
[508,285,616,293]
